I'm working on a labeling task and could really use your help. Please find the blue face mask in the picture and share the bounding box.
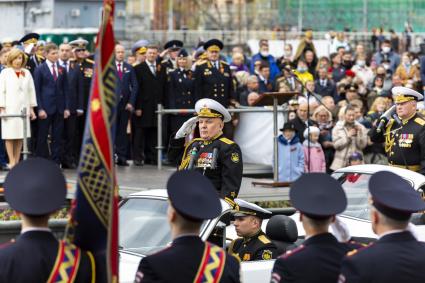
[297,67,307,73]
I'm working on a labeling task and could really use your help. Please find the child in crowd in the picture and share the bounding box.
[276,121,304,182]
[348,151,364,166]
[303,126,326,173]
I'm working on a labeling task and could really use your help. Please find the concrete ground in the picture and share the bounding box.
[61,163,290,202]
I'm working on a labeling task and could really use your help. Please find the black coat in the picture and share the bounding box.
[0,231,95,283]
[271,233,358,283]
[135,236,240,283]
[229,230,277,261]
[167,68,195,109]
[134,61,167,127]
[194,60,235,107]
[78,58,95,111]
[369,112,425,174]
[168,135,243,200]
[339,231,425,283]
[314,79,337,99]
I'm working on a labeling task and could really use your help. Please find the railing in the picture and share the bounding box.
[0,108,29,160]
[156,104,288,174]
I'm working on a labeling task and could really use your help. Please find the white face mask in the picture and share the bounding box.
[284,51,292,57]
[382,46,391,53]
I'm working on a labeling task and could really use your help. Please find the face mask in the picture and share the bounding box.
[383,64,390,70]
[284,51,292,57]
[403,60,411,66]
[260,51,269,57]
[356,60,365,67]
[297,67,307,73]
[382,46,391,53]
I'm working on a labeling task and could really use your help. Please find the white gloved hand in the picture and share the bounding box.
[175,116,198,139]
[25,43,35,54]
[330,216,351,242]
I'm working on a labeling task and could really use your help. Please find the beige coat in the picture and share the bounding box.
[0,68,37,139]
[330,121,367,171]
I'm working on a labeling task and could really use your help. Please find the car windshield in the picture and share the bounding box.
[332,172,414,221]
[119,198,172,255]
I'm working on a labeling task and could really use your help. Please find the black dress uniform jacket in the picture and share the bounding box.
[339,231,425,283]
[194,60,235,107]
[0,231,95,283]
[271,233,357,283]
[369,112,425,174]
[167,68,195,134]
[229,230,277,261]
[135,236,240,283]
[168,135,243,200]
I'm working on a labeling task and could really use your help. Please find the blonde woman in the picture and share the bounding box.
[0,48,37,167]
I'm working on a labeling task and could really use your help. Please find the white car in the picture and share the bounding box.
[119,164,425,283]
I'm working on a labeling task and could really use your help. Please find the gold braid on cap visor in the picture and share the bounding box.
[136,46,147,54]
[394,94,416,104]
[197,107,223,119]
[207,45,220,52]
[24,38,38,45]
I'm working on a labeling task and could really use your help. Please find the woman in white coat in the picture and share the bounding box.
[0,48,37,167]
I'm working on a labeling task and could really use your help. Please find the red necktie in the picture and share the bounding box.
[118,63,123,79]
[52,64,57,81]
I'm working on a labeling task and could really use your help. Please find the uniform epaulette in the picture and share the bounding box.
[367,110,374,115]
[220,60,229,65]
[197,60,207,65]
[219,137,234,145]
[281,245,305,258]
[36,54,45,60]
[161,59,168,64]
[258,234,271,244]
[85,58,95,64]
[414,117,425,126]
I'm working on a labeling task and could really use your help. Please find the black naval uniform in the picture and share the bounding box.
[135,236,240,283]
[167,68,195,133]
[339,231,425,283]
[228,230,277,261]
[76,58,95,153]
[168,134,243,200]
[369,112,425,174]
[25,54,45,155]
[0,231,95,282]
[194,60,235,108]
[271,233,359,283]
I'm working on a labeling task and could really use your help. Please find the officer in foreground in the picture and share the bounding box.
[228,199,277,261]
[369,86,425,174]
[168,98,243,205]
[134,170,240,283]
[271,173,360,283]
[338,171,425,283]
[0,158,95,282]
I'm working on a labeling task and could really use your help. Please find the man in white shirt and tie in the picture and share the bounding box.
[34,43,70,164]
[314,67,337,99]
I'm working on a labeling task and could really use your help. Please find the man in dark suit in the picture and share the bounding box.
[338,171,425,283]
[59,43,82,169]
[34,43,69,164]
[271,173,361,283]
[133,45,166,165]
[115,44,138,166]
[291,102,317,142]
[314,67,338,99]
[0,158,95,282]
[135,170,240,283]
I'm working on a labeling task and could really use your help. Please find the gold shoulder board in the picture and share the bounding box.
[219,137,234,145]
